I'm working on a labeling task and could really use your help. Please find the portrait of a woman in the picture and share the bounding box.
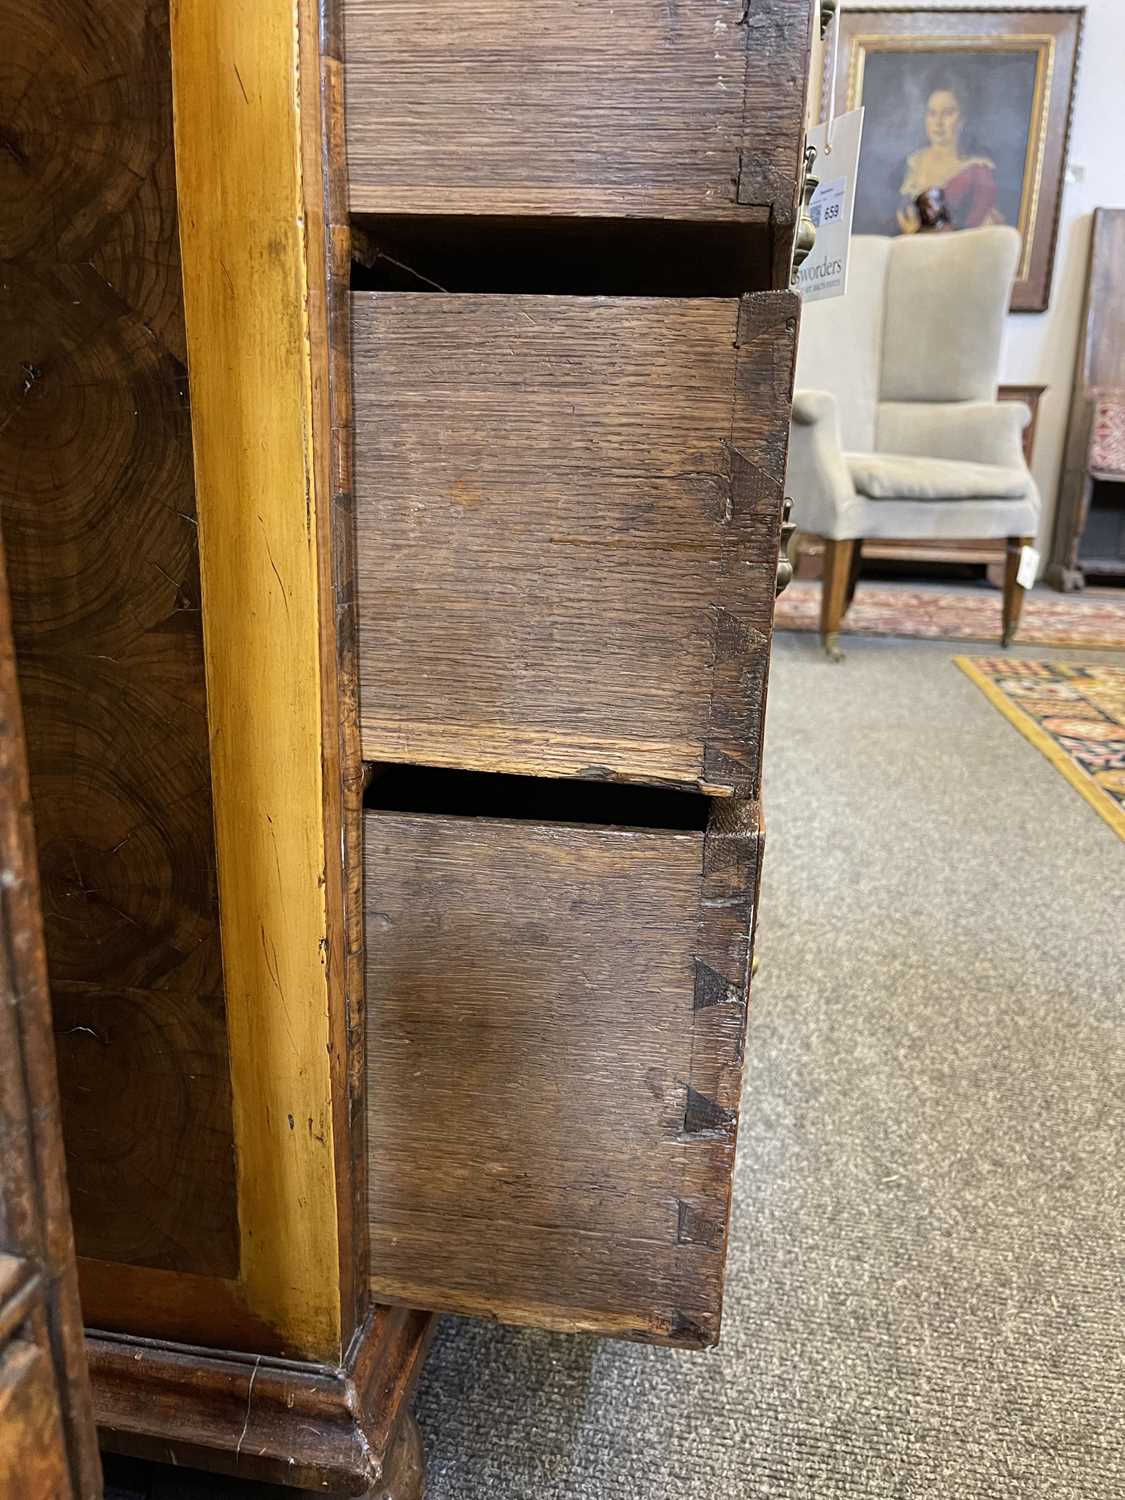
[850,48,1038,245]
[839,14,1083,310]
[896,83,1003,233]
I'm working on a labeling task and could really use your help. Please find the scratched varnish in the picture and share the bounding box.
[343,0,813,225]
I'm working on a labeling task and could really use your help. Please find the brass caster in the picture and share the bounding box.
[822,632,845,663]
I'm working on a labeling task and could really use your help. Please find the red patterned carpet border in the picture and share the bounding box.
[775,582,1125,649]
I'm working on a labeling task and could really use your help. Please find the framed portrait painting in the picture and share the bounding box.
[826,8,1084,311]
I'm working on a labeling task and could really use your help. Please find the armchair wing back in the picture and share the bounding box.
[794,235,890,452]
[880,227,1019,401]
[795,227,1020,412]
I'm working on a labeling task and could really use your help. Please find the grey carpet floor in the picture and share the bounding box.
[105,634,1125,1499]
[411,636,1125,1500]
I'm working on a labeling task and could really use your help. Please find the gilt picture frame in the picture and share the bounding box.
[825,8,1084,311]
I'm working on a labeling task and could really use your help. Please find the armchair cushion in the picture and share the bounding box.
[847,452,1031,502]
[876,400,1030,470]
[794,237,891,452]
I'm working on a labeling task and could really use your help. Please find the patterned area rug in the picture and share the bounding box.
[775,581,1125,648]
[956,657,1125,840]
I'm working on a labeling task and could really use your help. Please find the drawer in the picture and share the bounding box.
[363,783,762,1346]
[352,290,798,795]
[342,0,814,223]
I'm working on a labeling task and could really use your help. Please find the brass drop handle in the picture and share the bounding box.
[776,497,797,597]
[792,143,819,283]
[820,0,838,43]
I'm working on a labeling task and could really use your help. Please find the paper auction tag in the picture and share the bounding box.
[796,108,864,304]
[1017,545,1040,590]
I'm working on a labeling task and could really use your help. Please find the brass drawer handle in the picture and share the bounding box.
[776,498,797,597]
[792,144,819,283]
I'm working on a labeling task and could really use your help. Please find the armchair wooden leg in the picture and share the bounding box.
[820,538,856,661]
[1002,535,1033,647]
[845,538,864,608]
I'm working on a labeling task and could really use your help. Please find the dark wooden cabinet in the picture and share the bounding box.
[342,2,809,1354]
[1,0,814,1489]
[0,540,101,1500]
[1048,209,1125,590]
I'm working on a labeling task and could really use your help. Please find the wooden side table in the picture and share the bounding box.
[1048,209,1125,590]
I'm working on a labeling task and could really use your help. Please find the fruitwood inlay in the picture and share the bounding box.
[170,0,360,1359]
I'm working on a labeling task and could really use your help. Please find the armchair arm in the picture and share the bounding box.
[877,400,1031,471]
[786,388,857,538]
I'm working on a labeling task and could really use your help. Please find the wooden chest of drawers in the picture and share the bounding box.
[349,276,799,1350]
[0,0,815,1490]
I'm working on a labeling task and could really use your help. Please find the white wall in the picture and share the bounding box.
[815,1,1125,565]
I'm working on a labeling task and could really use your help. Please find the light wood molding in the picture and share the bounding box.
[169,0,353,1361]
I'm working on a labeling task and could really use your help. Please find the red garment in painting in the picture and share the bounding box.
[942,159,1001,229]
[899,151,1004,232]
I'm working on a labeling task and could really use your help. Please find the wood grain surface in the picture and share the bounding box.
[0,538,102,1495]
[343,0,812,234]
[364,805,762,1345]
[74,1260,293,1356]
[0,0,235,1282]
[170,0,363,1360]
[1081,209,1125,393]
[52,983,237,1276]
[90,1303,434,1493]
[354,292,797,795]
[713,290,800,794]
[318,0,371,1348]
[0,1338,73,1500]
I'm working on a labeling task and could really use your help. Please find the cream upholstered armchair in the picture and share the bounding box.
[787,226,1040,658]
